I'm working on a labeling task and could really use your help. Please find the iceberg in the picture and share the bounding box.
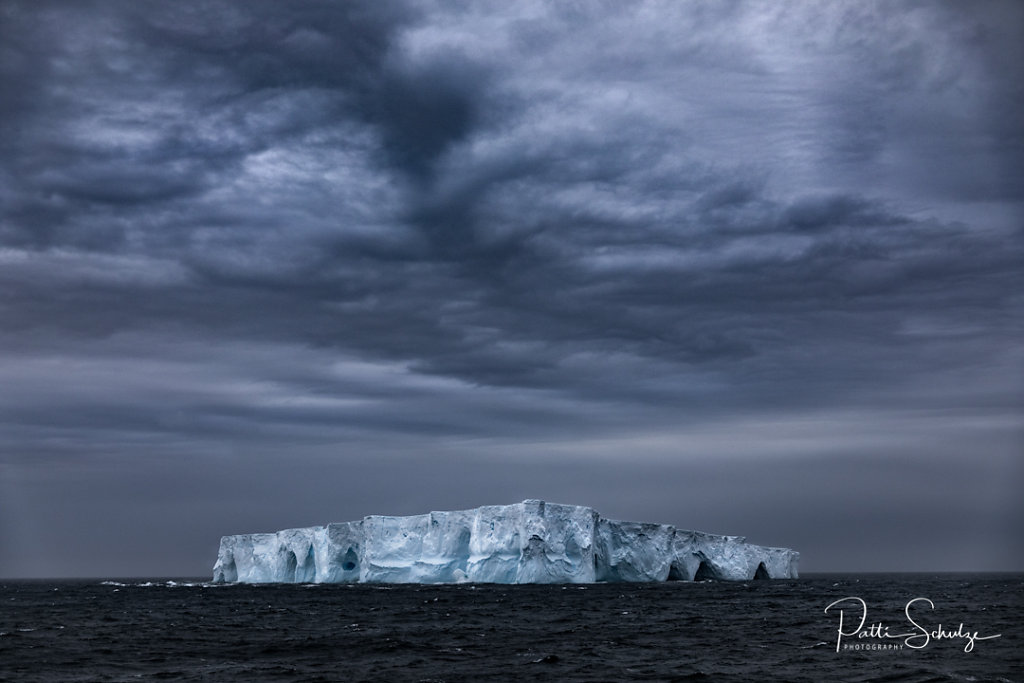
[212,500,799,584]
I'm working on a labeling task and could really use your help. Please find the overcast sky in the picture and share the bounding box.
[1,0,1021,578]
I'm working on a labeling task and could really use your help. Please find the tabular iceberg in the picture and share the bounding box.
[212,500,799,584]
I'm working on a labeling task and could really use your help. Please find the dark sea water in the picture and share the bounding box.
[1,574,1020,682]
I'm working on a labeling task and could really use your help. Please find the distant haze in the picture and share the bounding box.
[0,1,1021,578]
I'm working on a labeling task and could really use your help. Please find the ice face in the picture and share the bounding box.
[595,519,676,582]
[212,500,799,584]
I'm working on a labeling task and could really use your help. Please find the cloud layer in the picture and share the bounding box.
[1,0,1022,575]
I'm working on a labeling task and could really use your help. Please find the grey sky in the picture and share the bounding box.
[1,0,1021,577]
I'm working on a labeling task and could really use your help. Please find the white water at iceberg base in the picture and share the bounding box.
[212,500,799,584]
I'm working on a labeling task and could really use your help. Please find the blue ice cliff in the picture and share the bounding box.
[212,500,799,584]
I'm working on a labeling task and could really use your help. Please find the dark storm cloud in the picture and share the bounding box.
[0,0,1021,576]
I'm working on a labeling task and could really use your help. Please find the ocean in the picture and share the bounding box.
[1,574,1019,682]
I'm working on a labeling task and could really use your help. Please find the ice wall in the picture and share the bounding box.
[212,500,799,584]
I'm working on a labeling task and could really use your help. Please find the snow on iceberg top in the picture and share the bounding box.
[212,499,799,584]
